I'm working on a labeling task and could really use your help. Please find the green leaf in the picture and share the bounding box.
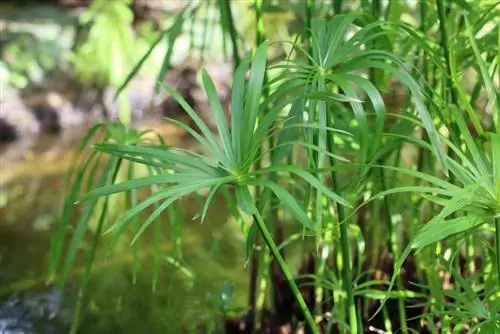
[79,173,209,202]
[61,157,118,285]
[344,74,386,158]
[94,142,220,175]
[411,216,487,249]
[106,179,222,250]
[48,150,99,280]
[231,53,252,164]
[235,185,255,216]
[243,42,268,153]
[197,184,223,223]
[154,6,189,94]
[258,165,352,208]
[201,69,234,166]
[330,75,369,164]
[161,83,229,166]
[464,17,499,132]
[131,193,185,245]
[303,91,363,103]
[250,179,317,232]
[272,99,304,165]
[338,54,449,175]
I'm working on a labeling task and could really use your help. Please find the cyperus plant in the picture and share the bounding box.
[75,42,352,333]
[266,12,450,332]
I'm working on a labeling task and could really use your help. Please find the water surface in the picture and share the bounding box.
[0,123,251,333]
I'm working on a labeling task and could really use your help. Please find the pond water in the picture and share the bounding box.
[0,122,252,333]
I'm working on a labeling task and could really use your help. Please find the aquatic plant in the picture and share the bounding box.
[51,0,499,333]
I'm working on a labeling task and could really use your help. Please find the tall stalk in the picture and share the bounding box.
[371,0,381,19]
[253,210,319,334]
[218,0,240,70]
[333,0,342,15]
[369,0,406,330]
[254,0,284,325]
[436,0,457,105]
[326,113,357,333]
[436,0,469,275]
[199,0,212,64]
[415,0,445,318]
[379,169,408,333]
[303,0,328,321]
[435,0,460,145]
[495,218,500,286]
[305,0,313,59]
[251,0,273,330]
[313,76,330,322]
[416,0,432,178]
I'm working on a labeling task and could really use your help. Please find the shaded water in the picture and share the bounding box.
[0,123,252,333]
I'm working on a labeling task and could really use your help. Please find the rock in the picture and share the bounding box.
[101,75,164,123]
[159,67,198,119]
[156,61,233,129]
[0,89,41,139]
[0,288,72,334]
[32,105,61,134]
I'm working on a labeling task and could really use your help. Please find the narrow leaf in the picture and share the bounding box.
[411,216,487,249]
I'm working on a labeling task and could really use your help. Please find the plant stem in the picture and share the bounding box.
[248,1,265,329]
[435,0,461,146]
[495,217,500,286]
[199,0,212,64]
[252,2,274,329]
[255,0,265,45]
[305,0,313,61]
[248,250,261,332]
[333,0,342,14]
[219,0,240,70]
[380,168,408,333]
[372,0,381,20]
[326,113,357,333]
[252,211,319,334]
[436,0,457,104]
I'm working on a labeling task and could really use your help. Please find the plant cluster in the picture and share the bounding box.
[50,0,499,333]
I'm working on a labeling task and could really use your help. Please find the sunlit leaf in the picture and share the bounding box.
[411,216,487,249]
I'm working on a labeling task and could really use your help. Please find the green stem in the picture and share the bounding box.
[252,1,274,329]
[436,0,464,273]
[199,0,212,64]
[333,0,342,14]
[255,244,269,331]
[326,113,357,333]
[219,0,240,70]
[495,218,500,285]
[435,0,461,146]
[372,0,381,20]
[253,211,319,334]
[436,0,457,104]
[305,0,313,63]
[255,0,265,45]
[312,75,329,320]
[380,168,407,333]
